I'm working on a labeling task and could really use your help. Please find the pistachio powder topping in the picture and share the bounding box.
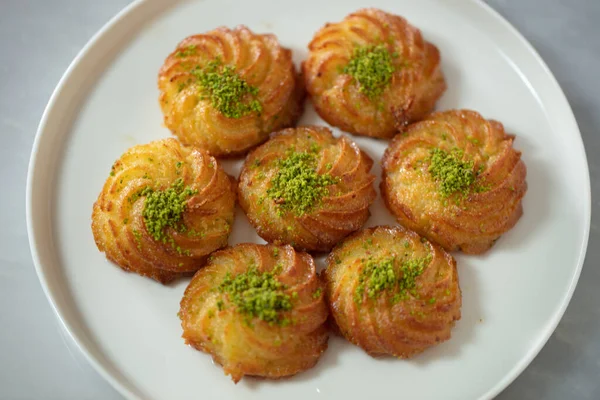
[139,178,197,253]
[354,252,433,305]
[175,44,197,58]
[428,148,487,199]
[343,44,396,99]
[217,266,293,326]
[266,149,339,216]
[190,58,262,119]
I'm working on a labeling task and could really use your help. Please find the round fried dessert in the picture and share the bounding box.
[381,109,527,254]
[91,138,236,283]
[158,26,304,157]
[238,126,377,252]
[324,225,461,358]
[303,8,446,139]
[179,243,328,383]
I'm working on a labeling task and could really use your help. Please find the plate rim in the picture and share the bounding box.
[26,0,592,399]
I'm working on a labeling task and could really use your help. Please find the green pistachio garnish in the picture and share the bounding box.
[132,229,142,249]
[397,255,431,295]
[267,150,339,216]
[428,148,479,198]
[191,58,262,119]
[140,179,197,254]
[217,266,292,326]
[343,44,396,99]
[354,253,432,305]
[356,258,396,302]
[175,44,197,58]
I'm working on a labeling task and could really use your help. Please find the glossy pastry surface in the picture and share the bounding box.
[159,26,304,156]
[303,8,446,138]
[238,126,377,252]
[91,138,236,283]
[381,109,527,254]
[179,243,328,382]
[324,225,461,358]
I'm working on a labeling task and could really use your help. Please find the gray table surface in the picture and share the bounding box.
[1,0,598,399]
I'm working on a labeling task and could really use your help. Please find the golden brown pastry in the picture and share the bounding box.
[91,138,236,283]
[238,126,377,252]
[324,225,461,358]
[303,8,446,139]
[179,243,328,383]
[381,109,527,254]
[158,26,304,157]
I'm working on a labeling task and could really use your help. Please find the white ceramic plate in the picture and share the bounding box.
[27,0,591,399]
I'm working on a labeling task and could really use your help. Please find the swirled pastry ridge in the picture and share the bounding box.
[381,109,527,254]
[179,243,329,382]
[91,138,236,283]
[238,126,377,252]
[159,26,304,156]
[324,225,461,358]
[303,8,446,138]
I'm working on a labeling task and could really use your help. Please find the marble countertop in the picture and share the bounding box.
[1,0,598,398]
